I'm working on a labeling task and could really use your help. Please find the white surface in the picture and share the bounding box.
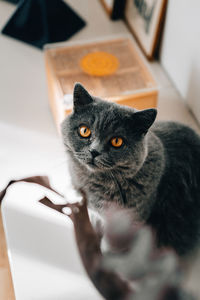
[0,1,66,190]
[160,0,200,122]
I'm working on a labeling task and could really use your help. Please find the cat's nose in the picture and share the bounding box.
[90,149,100,158]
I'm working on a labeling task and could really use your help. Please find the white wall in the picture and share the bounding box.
[161,0,200,123]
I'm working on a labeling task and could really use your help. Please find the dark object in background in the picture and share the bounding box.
[1,0,86,49]
[100,0,126,20]
[111,0,126,20]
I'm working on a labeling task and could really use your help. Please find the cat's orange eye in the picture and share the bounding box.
[79,125,91,138]
[111,137,123,148]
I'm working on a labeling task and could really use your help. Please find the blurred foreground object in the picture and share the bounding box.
[0,177,195,300]
[44,37,158,132]
[1,0,86,49]
[40,195,195,300]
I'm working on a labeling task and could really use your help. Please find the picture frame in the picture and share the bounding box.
[100,0,126,20]
[124,0,167,59]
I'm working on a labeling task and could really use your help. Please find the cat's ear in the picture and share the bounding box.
[73,83,93,109]
[133,108,157,133]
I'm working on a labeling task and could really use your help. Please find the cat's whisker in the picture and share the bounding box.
[95,159,113,169]
[63,142,72,150]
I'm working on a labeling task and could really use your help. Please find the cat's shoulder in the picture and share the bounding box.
[151,121,200,142]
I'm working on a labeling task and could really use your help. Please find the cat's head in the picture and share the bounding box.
[61,83,157,174]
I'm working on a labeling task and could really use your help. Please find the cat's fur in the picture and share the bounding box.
[62,83,200,256]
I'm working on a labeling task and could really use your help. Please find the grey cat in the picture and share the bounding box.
[61,83,200,256]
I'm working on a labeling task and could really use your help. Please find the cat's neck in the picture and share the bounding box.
[109,132,165,219]
[108,132,164,177]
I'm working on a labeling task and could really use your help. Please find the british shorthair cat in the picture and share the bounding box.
[62,83,200,256]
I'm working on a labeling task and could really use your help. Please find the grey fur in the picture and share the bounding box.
[62,83,200,256]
